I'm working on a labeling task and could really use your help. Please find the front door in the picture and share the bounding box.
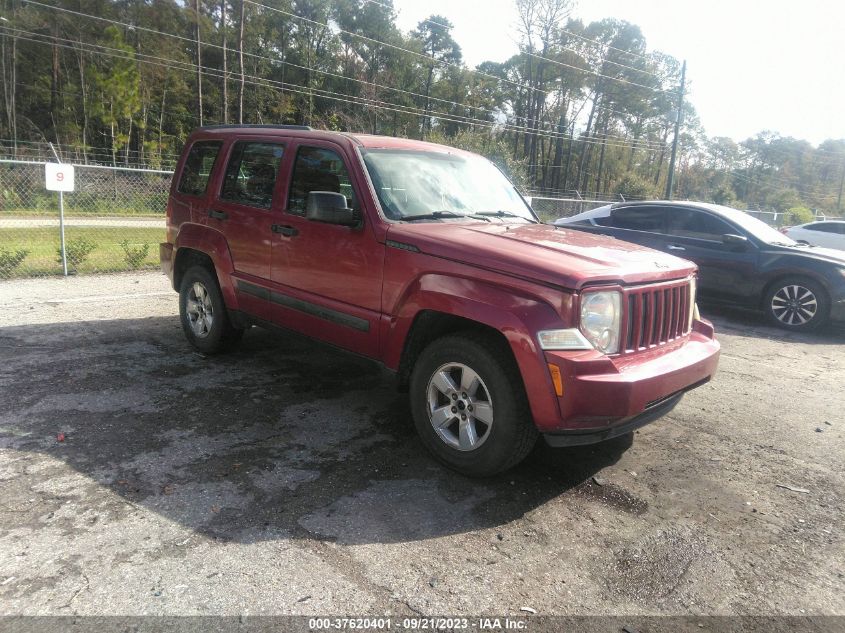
[269,141,384,358]
[662,207,759,304]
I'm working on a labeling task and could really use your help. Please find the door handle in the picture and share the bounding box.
[667,244,686,251]
[208,209,228,220]
[271,224,299,237]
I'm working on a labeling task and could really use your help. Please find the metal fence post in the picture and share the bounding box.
[48,144,68,276]
[58,190,68,276]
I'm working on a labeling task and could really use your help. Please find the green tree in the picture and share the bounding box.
[611,171,658,199]
[90,27,142,165]
[411,16,462,137]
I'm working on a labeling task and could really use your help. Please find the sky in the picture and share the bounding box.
[391,0,845,146]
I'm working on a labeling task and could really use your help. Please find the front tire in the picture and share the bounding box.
[179,265,244,354]
[409,331,538,477]
[764,276,829,331]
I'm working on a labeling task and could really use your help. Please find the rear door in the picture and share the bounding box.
[209,139,287,320]
[598,205,669,250]
[210,139,286,279]
[170,140,224,226]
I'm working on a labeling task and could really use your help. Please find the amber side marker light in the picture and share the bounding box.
[547,363,564,397]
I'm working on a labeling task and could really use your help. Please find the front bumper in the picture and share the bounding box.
[538,319,720,441]
[543,389,691,447]
[830,296,845,324]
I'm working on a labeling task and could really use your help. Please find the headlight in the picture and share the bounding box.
[579,290,621,354]
[687,276,697,331]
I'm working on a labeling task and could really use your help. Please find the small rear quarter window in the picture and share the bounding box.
[177,141,222,196]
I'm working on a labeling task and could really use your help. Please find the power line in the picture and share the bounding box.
[370,0,667,82]
[244,0,544,95]
[20,0,579,140]
[245,0,675,97]
[6,26,667,156]
[7,8,670,151]
[727,169,838,200]
[520,47,667,93]
[558,26,652,64]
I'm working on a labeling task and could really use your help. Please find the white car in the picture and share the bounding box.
[782,221,845,250]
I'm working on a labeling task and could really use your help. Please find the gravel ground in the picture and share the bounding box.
[0,272,843,618]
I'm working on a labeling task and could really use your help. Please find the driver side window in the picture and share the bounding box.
[288,146,357,216]
[666,208,735,241]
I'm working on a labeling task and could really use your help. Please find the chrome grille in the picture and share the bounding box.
[622,279,691,353]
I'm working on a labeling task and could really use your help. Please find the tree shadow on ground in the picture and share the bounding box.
[0,316,635,546]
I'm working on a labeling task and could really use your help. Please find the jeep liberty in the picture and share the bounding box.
[160,125,720,476]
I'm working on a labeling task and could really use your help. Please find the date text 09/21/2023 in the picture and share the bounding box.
[308,617,529,630]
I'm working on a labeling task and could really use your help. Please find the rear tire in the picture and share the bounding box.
[763,276,829,332]
[409,331,538,477]
[179,265,244,354]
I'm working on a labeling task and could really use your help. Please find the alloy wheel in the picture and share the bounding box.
[186,281,214,337]
[426,362,494,451]
[771,284,817,326]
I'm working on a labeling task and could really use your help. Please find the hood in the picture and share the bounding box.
[386,222,696,290]
[768,244,845,267]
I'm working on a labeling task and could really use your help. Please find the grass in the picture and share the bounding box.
[2,202,166,218]
[0,226,165,278]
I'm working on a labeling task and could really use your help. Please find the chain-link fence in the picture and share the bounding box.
[527,196,613,223]
[527,195,838,226]
[7,158,835,281]
[1,159,171,279]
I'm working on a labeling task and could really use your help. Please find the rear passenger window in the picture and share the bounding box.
[220,142,284,209]
[177,141,222,196]
[612,207,665,232]
[288,146,357,216]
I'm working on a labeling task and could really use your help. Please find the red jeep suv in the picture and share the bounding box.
[161,125,720,476]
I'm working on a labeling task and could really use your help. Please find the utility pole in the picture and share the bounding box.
[665,59,686,200]
[837,159,844,212]
[220,0,228,124]
[195,0,203,127]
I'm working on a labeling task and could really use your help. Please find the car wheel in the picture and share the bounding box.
[409,331,538,477]
[179,265,244,353]
[764,276,829,331]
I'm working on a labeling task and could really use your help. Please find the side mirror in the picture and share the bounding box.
[305,191,360,227]
[722,233,749,250]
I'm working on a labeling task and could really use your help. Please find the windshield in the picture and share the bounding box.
[361,149,536,222]
[713,205,798,246]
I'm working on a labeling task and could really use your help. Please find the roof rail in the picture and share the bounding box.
[198,124,313,131]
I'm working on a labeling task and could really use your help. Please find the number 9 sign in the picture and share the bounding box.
[45,163,75,192]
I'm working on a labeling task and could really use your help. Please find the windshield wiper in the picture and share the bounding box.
[475,210,537,222]
[403,211,467,222]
